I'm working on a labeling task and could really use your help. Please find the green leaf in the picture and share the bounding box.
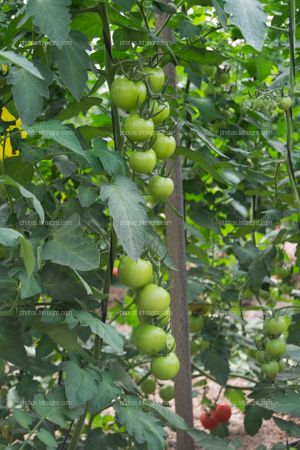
[71,12,102,39]
[93,138,126,176]
[188,429,241,449]
[244,405,273,436]
[43,322,89,358]
[113,0,136,10]
[198,340,230,385]
[78,185,98,208]
[115,396,167,450]
[84,429,127,450]
[88,371,123,413]
[26,0,71,45]
[225,389,247,412]
[37,428,58,448]
[13,408,33,429]
[7,68,50,125]
[56,97,103,121]
[0,175,45,222]
[63,361,101,408]
[0,318,29,368]
[19,272,41,299]
[101,175,147,260]
[0,50,43,79]
[247,246,277,295]
[53,31,90,101]
[149,403,188,430]
[0,228,22,246]
[251,388,300,417]
[42,221,100,272]
[273,417,300,438]
[25,120,86,159]
[224,0,267,51]
[179,19,200,40]
[176,147,226,184]
[19,237,35,277]
[66,310,123,355]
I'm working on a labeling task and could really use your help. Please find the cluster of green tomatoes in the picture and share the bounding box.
[118,256,180,400]
[256,316,289,380]
[111,66,176,201]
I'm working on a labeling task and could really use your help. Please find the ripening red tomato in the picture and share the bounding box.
[212,403,232,423]
[200,412,218,431]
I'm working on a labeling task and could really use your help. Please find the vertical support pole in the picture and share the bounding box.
[156,8,195,450]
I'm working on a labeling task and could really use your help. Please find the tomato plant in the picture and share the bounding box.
[1,0,300,449]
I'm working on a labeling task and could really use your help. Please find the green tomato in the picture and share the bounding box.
[128,149,157,174]
[189,315,204,333]
[138,308,170,327]
[151,353,180,380]
[119,256,153,289]
[190,340,199,355]
[277,96,292,111]
[201,65,217,77]
[255,350,268,364]
[261,360,280,379]
[140,376,156,395]
[159,384,174,401]
[133,324,166,356]
[143,66,165,92]
[135,80,147,107]
[165,334,176,352]
[137,283,171,314]
[217,71,230,84]
[278,360,286,371]
[265,338,287,358]
[264,317,288,337]
[153,132,176,160]
[111,78,138,111]
[124,114,154,142]
[149,176,174,201]
[150,100,170,125]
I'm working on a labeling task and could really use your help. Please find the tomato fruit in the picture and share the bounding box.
[212,403,232,423]
[189,315,204,333]
[217,71,230,84]
[153,132,176,160]
[277,96,292,111]
[143,66,165,92]
[124,114,154,142]
[135,80,147,107]
[119,256,153,289]
[137,283,171,314]
[264,317,287,337]
[261,360,280,379]
[278,360,286,371]
[190,340,199,355]
[112,266,119,277]
[165,333,176,352]
[159,384,174,401]
[140,376,156,395]
[138,308,170,327]
[265,338,287,357]
[128,149,157,174]
[200,412,218,431]
[150,100,170,125]
[133,324,166,356]
[111,78,138,111]
[255,350,268,364]
[151,353,180,380]
[149,176,174,201]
